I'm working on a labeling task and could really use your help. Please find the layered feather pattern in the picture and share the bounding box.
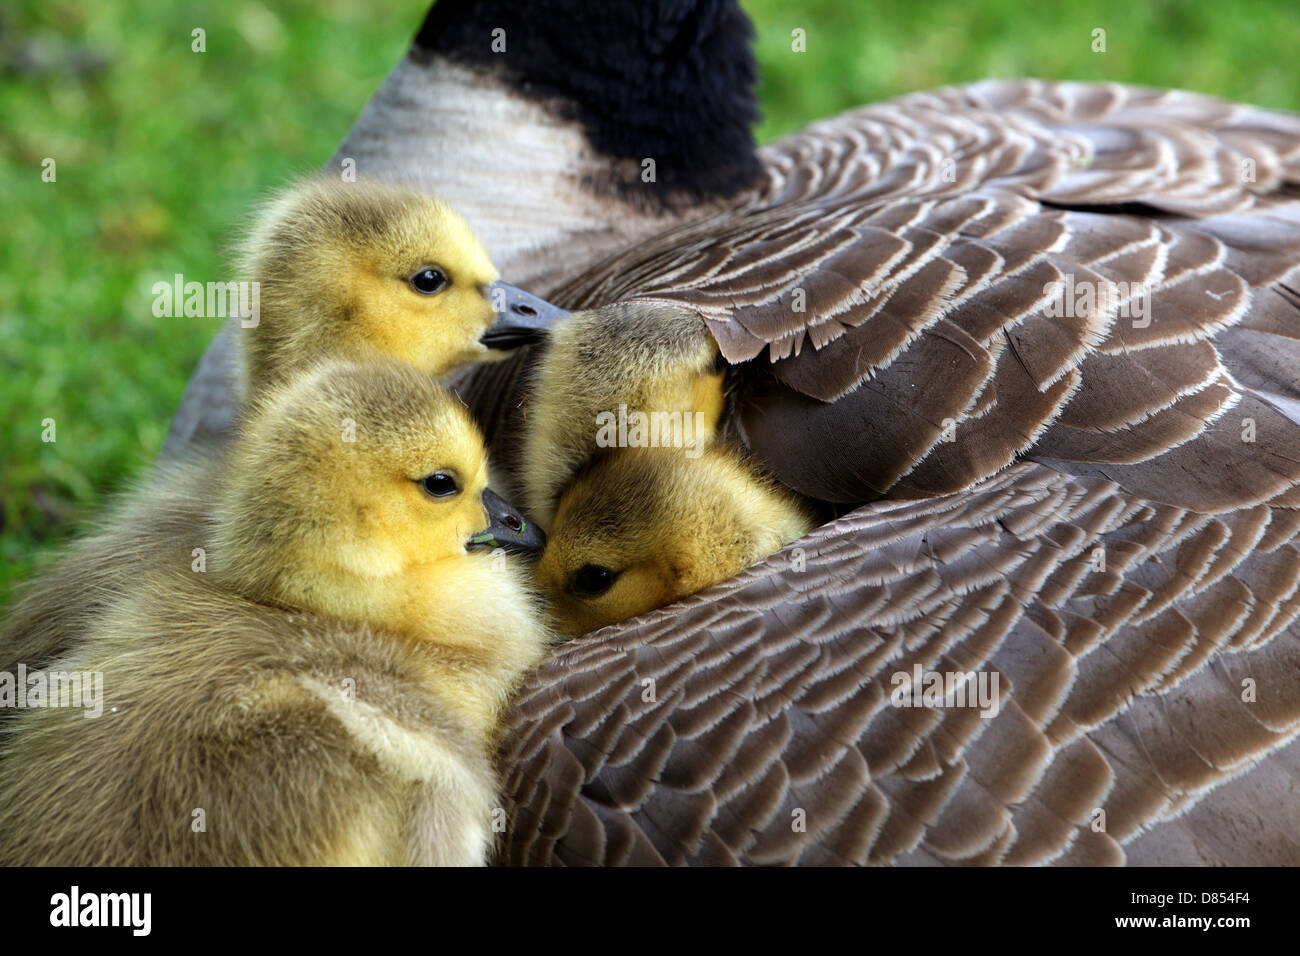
[549,81,1300,508]
[492,81,1300,865]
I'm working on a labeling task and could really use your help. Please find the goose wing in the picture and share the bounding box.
[551,80,1300,507]
[500,462,1300,865]
[498,80,1300,866]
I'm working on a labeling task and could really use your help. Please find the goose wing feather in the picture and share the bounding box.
[549,80,1300,507]
[499,463,1300,865]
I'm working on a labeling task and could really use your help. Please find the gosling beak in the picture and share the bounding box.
[481,281,569,349]
[467,488,546,556]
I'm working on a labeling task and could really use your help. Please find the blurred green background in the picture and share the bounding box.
[2,0,1298,610]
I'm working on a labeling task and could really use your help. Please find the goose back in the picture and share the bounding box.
[545,80,1300,509]
[487,80,1300,866]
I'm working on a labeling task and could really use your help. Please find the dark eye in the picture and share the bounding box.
[572,564,617,597]
[420,472,459,497]
[410,268,448,295]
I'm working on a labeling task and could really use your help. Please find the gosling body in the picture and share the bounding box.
[0,360,548,865]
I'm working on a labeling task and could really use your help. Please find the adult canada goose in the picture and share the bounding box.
[0,359,548,865]
[483,84,1300,861]
[0,177,561,701]
[485,85,1300,862]
[163,1,1300,864]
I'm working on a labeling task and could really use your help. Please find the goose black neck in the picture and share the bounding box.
[413,0,763,205]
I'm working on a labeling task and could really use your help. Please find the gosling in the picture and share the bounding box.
[0,359,548,865]
[522,302,816,635]
[236,175,565,395]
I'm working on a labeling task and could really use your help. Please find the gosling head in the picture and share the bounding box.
[212,358,544,643]
[237,178,565,394]
[535,445,816,636]
[521,300,727,525]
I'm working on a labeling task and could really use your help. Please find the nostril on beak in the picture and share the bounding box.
[503,513,523,532]
[513,304,538,317]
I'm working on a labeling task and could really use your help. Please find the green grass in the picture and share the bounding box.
[747,0,1300,141]
[2,0,1297,609]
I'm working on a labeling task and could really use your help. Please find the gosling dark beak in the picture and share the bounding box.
[467,488,546,556]
[481,281,569,349]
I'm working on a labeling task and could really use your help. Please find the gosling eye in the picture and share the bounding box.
[572,564,617,597]
[410,267,448,296]
[419,472,459,498]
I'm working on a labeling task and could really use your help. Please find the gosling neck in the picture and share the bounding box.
[372,553,549,741]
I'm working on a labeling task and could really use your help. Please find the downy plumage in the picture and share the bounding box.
[1,176,560,692]
[517,303,815,636]
[0,359,548,865]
